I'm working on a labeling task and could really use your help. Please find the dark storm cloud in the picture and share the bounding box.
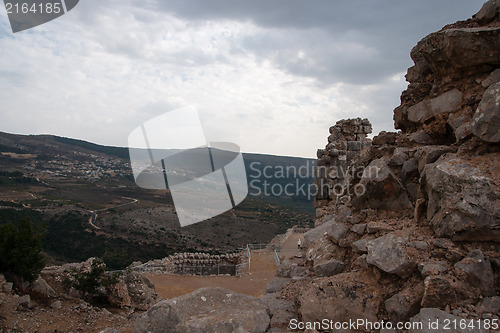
[150,0,485,85]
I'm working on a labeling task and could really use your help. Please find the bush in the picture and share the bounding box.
[0,215,45,283]
[65,258,119,300]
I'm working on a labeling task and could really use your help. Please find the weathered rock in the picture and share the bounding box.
[421,154,500,241]
[477,296,500,314]
[366,221,395,234]
[313,259,344,277]
[265,277,291,294]
[298,272,382,327]
[419,260,448,278]
[50,300,62,309]
[372,131,398,145]
[17,294,32,310]
[303,219,335,246]
[366,233,415,278]
[408,89,463,123]
[108,271,157,311]
[123,271,157,311]
[401,158,418,182]
[454,249,495,296]
[353,158,412,211]
[30,277,56,298]
[481,68,500,88]
[474,0,500,24]
[385,283,424,322]
[352,237,373,253]
[411,308,489,333]
[415,145,455,174]
[351,223,366,235]
[260,292,294,330]
[421,275,456,309]
[389,147,409,166]
[447,111,473,142]
[325,223,350,244]
[134,287,270,333]
[303,220,349,246]
[471,82,500,143]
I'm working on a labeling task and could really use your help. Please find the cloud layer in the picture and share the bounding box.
[0,0,484,157]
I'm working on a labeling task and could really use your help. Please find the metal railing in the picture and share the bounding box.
[274,249,280,267]
[246,243,268,250]
[174,264,237,276]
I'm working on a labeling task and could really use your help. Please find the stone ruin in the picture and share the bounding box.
[130,252,243,276]
[314,118,372,211]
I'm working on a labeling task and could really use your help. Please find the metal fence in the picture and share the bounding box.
[246,243,268,250]
[174,264,237,276]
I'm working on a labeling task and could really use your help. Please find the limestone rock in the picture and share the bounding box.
[419,260,448,278]
[313,259,344,277]
[474,0,500,24]
[454,249,495,296]
[17,294,32,310]
[303,219,349,246]
[50,300,62,309]
[481,68,500,88]
[366,233,415,278]
[352,158,412,211]
[477,296,500,314]
[421,275,456,309]
[298,272,382,326]
[414,145,455,174]
[107,271,157,311]
[30,277,56,298]
[421,154,500,241]
[372,131,398,145]
[407,89,463,123]
[471,82,500,143]
[134,287,270,333]
[351,223,366,235]
[260,292,295,331]
[385,283,424,322]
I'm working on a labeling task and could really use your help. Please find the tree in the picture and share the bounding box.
[0,215,46,283]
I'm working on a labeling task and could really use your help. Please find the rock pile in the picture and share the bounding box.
[129,251,242,276]
[287,1,500,329]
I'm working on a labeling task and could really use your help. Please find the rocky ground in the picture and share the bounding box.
[1,1,499,332]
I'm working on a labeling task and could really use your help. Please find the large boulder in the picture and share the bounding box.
[471,82,500,143]
[366,232,415,278]
[298,272,382,329]
[303,219,349,247]
[313,259,344,277]
[421,275,456,309]
[108,271,157,311]
[352,158,412,211]
[385,283,424,322]
[30,277,56,298]
[407,89,463,123]
[421,154,500,241]
[134,287,270,333]
[454,249,495,296]
[259,292,295,332]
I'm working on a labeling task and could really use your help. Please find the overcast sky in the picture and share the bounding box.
[0,0,485,158]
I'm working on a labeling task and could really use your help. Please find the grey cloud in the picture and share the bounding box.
[150,0,484,86]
